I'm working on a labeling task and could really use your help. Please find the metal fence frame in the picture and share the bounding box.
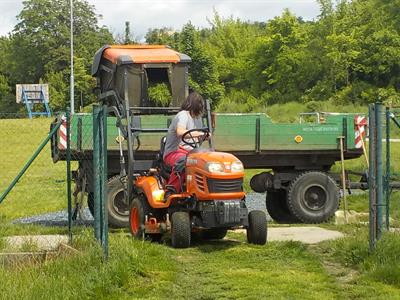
[368,102,400,250]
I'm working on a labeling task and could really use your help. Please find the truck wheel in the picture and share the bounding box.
[201,228,228,240]
[171,212,191,248]
[246,210,267,245]
[287,171,339,223]
[86,177,130,228]
[87,192,94,216]
[106,176,129,228]
[266,190,300,224]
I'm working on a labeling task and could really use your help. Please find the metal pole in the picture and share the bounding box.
[93,105,101,240]
[339,136,348,223]
[70,0,74,114]
[66,108,72,243]
[205,100,214,149]
[368,104,376,251]
[376,103,384,239]
[385,107,391,230]
[101,105,109,259]
[358,124,369,168]
[0,119,63,203]
[124,69,134,206]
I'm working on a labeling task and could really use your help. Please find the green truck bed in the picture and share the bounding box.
[52,112,363,170]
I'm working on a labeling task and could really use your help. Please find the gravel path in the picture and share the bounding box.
[13,208,94,226]
[12,193,269,226]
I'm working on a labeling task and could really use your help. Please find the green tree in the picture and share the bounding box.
[0,74,17,113]
[178,22,224,103]
[248,10,319,104]
[204,12,262,91]
[145,27,179,48]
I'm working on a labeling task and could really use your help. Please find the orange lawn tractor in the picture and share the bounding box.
[128,127,267,248]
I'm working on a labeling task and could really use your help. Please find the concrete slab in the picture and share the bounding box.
[236,226,344,244]
[3,235,68,251]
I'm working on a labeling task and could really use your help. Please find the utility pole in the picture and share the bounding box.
[70,0,75,114]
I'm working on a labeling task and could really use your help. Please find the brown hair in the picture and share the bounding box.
[181,92,204,117]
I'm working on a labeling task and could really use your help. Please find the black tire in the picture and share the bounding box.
[87,192,94,216]
[129,196,161,242]
[246,210,267,245]
[171,212,191,248]
[286,171,339,223]
[129,197,146,239]
[106,176,130,228]
[87,177,130,228]
[266,190,300,224]
[201,228,228,240]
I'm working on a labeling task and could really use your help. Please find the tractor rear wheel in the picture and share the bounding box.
[129,198,146,239]
[266,190,300,224]
[201,228,228,240]
[129,196,161,242]
[246,210,267,245]
[286,171,339,223]
[171,212,191,248]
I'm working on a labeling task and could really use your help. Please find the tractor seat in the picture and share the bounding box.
[157,136,172,180]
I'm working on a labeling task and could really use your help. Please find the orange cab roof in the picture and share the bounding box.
[103,45,183,64]
[92,44,191,76]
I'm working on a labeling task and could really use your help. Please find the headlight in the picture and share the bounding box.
[205,162,224,173]
[231,161,244,172]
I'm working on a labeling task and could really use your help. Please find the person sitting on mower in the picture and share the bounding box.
[163,92,208,194]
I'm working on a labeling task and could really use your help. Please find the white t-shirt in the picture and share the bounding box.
[163,110,203,158]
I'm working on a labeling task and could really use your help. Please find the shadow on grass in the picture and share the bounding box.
[190,238,242,253]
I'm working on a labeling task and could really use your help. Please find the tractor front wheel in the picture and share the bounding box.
[171,212,191,248]
[246,210,267,245]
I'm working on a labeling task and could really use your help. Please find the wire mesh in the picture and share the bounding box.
[0,111,98,267]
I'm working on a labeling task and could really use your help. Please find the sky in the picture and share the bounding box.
[0,0,321,39]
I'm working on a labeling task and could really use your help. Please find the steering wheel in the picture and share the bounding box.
[181,128,210,149]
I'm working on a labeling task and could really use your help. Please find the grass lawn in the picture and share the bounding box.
[1,118,400,299]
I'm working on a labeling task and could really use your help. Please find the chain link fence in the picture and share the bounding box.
[0,109,107,266]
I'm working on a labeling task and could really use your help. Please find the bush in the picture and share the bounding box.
[148,82,171,106]
[216,90,262,113]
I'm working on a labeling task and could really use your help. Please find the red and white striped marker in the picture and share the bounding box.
[354,115,367,149]
[59,116,67,150]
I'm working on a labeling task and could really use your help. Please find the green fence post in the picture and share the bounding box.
[385,107,391,230]
[66,108,73,243]
[93,105,101,241]
[375,103,384,239]
[368,104,377,251]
